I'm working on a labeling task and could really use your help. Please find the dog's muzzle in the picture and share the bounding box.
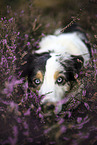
[41,102,55,113]
[40,101,62,114]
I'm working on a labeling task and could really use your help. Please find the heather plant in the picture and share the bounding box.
[0,6,47,145]
[0,2,97,145]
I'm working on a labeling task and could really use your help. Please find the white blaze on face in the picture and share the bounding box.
[39,54,70,110]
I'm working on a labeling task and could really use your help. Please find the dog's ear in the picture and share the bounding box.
[64,55,84,82]
[70,55,84,72]
[19,52,51,78]
[19,53,35,77]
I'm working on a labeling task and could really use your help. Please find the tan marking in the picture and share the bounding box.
[35,71,43,82]
[65,83,71,92]
[30,71,43,91]
[54,71,66,82]
[54,71,59,80]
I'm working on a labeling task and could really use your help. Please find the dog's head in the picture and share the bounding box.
[21,52,84,113]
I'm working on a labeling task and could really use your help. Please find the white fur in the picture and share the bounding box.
[36,32,90,65]
[39,54,70,101]
[35,31,90,113]
[39,54,70,113]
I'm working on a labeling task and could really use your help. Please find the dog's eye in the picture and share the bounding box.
[33,78,41,86]
[56,76,65,85]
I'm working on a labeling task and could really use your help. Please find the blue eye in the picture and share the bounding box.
[56,76,65,85]
[34,79,41,85]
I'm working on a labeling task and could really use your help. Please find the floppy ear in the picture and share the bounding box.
[19,53,35,77]
[64,55,84,82]
[19,52,51,77]
[70,55,84,72]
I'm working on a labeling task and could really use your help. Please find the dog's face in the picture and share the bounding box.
[21,52,84,113]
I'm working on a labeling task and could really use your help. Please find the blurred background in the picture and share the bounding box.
[0,1,97,145]
[0,0,97,43]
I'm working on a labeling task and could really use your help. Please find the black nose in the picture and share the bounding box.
[41,103,55,112]
[46,104,55,110]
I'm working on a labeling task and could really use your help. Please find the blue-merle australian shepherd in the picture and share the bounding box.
[21,24,92,113]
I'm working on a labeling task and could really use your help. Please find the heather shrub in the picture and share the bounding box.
[0,1,97,145]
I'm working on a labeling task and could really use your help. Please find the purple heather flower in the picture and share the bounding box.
[44,128,51,134]
[17,32,20,35]
[77,117,82,124]
[2,39,7,44]
[96,69,97,75]
[77,115,90,129]
[8,126,18,145]
[13,126,18,138]
[9,101,19,113]
[49,141,56,144]
[60,125,67,133]
[14,12,17,16]
[5,34,8,38]
[75,73,78,78]
[3,77,23,96]
[24,108,31,116]
[84,102,90,110]
[78,132,89,139]
[63,137,69,141]
[25,34,28,38]
[17,117,22,123]
[36,45,39,49]
[8,137,17,145]
[58,118,64,125]
[21,10,24,14]
[37,106,41,112]
[41,33,45,37]
[27,42,30,46]
[23,121,29,129]
[94,48,97,53]
[23,131,29,136]
[82,90,86,96]
[66,111,71,118]
[33,40,39,47]
[45,23,50,28]
[23,81,28,100]
[12,56,16,63]
[39,113,44,120]
[23,81,28,90]
[8,17,14,23]
[31,38,35,41]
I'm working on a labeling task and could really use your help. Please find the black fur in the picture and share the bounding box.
[61,55,84,82]
[20,52,51,87]
[63,23,83,33]
[82,40,92,58]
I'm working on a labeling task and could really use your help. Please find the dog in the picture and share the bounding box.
[21,24,91,113]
